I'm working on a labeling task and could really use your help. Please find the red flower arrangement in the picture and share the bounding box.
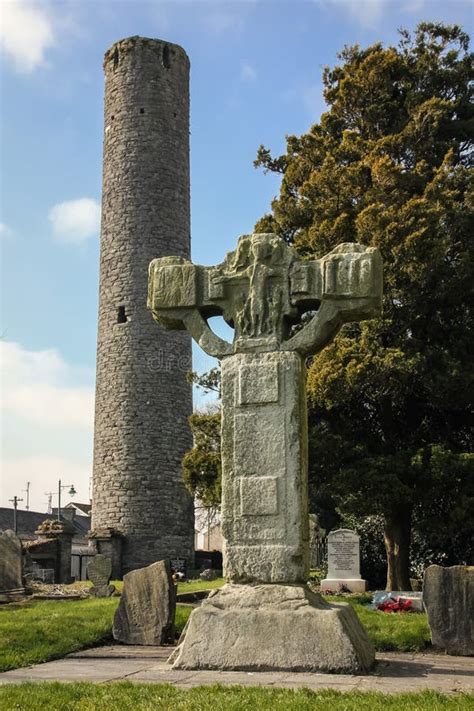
[377,596,414,613]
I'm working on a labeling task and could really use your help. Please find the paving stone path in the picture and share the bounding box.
[1,646,473,694]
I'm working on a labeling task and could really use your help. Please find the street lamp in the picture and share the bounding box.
[57,479,76,521]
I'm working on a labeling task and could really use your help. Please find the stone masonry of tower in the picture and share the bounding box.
[91,36,194,575]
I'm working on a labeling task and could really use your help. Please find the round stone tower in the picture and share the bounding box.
[91,36,194,575]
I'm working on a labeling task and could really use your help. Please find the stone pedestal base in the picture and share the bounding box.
[169,583,375,673]
[321,578,368,593]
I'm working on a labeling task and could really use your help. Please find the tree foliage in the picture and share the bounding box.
[255,23,474,588]
[183,370,222,512]
[187,368,221,397]
[182,411,222,510]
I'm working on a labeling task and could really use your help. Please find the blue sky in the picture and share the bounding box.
[1,0,472,513]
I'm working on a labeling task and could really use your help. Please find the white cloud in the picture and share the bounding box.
[0,223,14,240]
[1,341,94,429]
[240,61,257,82]
[314,0,387,29]
[49,197,101,244]
[6,383,93,429]
[0,0,55,73]
[1,341,94,511]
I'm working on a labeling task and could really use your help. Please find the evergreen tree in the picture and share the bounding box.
[255,23,473,589]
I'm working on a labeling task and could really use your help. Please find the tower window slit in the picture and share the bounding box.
[117,305,127,323]
[162,44,170,69]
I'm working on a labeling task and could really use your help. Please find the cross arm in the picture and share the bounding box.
[284,243,383,355]
[147,256,234,358]
[147,240,383,359]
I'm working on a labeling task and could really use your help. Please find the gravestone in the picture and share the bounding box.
[170,558,187,577]
[0,530,24,600]
[87,554,115,597]
[423,565,474,656]
[149,233,382,671]
[113,560,176,645]
[321,529,367,593]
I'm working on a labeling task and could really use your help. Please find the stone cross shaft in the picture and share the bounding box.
[148,234,382,583]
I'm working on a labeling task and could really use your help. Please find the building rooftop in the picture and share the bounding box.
[65,502,92,516]
[0,507,90,544]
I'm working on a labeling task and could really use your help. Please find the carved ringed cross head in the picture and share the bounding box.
[148,233,382,358]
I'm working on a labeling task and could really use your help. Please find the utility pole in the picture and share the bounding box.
[8,496,24,534]
[23,482,31,511]
[45,492,53,515]
[58,479,61,521]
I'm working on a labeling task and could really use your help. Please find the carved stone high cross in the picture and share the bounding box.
[148,234,382,583]
[148,233,382,359]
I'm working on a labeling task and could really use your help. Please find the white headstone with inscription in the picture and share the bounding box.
[321,529,367,593]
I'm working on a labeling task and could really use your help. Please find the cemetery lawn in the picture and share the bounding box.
[0,599,192,672]
[324,595,431,652]
[0,684,472,711]
[0,591,428,673]
[177,577,225,594]
[0,599,118,672]
[69,578,226,594]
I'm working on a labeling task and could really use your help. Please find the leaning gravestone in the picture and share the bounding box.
[321,529,367,593]
[149,233,382,671]
[423,565,474,656]
[113,560,176,645]
[0,530,25,600]
[87,554,115,597]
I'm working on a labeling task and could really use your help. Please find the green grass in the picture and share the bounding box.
[175,605,192,635]
[0,599,192,672]
[0,588,429,674]
[0,599,118,672]
[324,595,431,652]
[0,684,471,711]
[176,578,225,594]
[60,577,226,595]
